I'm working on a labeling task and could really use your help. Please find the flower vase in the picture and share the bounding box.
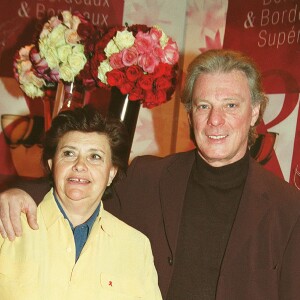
[52,81,85,119]
[108,87,141,161]
[42,89,56,131]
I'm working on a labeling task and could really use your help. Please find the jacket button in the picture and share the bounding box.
[168,257,173,265]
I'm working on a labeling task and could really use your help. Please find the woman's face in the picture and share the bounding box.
[48,131,117,207]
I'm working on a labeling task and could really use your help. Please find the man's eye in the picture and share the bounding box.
[227,103,237,108]
[195,104,210,110]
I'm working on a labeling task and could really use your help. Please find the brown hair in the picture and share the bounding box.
[42,105,129,199]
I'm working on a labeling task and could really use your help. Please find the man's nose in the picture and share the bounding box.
[207,107,225,126]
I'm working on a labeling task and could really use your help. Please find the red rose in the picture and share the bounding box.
[138,74,154,90]
[129,87,144,101]
[126,65,143,82]
[155,76,172,90]
[107,69,126,86]
[119,80,135,94]
[144,89,166,108]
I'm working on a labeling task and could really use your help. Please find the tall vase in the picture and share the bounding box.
[42,89,56,131]
[52,81,86,120]
[108,87,141,162]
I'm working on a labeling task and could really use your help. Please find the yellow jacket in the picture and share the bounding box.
[0,189,162,300]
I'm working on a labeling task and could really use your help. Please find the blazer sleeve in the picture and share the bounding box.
[142,237,163,300]
[279,215,300,299]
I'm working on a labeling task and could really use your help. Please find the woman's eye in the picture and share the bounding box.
[63,150,74,157]
[90,153,103,161]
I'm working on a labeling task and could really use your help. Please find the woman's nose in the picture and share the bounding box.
[72,157,87,172]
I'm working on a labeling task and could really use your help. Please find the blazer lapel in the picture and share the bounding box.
[218,159,272,277]
[159,150,195,255]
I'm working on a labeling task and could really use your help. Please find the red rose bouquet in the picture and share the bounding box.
[92,24,179,108]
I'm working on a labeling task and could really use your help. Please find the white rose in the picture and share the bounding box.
[65,29,80,44]
[57,44,73,63]
[19,45,33,60]
[60,63,75,82]
[113,30,135,50]
[49,24,67,48]
[61,11,73,28]
[43,46,59,69]
[71,15,81,31]
[68,51,87,74]
[104,40,119,58]
[21,83,44,98]
[97,60,112,84]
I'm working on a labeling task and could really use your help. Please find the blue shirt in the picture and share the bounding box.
[54,192,100,261]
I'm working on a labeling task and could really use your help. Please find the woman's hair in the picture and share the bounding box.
[181,49,268,146]
[42,105,129,199]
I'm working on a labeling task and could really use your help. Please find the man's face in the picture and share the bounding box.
[189,70,260,167]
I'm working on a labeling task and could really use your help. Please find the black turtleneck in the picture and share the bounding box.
[167,150,249,300]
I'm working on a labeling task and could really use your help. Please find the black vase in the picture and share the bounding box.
[108,87,141,161]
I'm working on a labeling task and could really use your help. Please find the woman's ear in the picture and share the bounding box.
[48,159,53,170]
[107,166,118,186]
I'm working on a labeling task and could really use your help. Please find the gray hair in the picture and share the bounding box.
[181,49,268,146]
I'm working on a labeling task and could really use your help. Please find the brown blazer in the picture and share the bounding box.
[106,150,300,300]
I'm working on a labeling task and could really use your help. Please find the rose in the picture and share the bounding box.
[155,76,172,90]
[109,52,124,69]
[125,65,143,82]
[106,69,126,86]
[21,82,44,98]
[104,39,120,58]
[113,29,135,50]
[68,45,87,74]
[57,44,73,63]
[138,75,154,90]
[138,52,159,73]
[60,64,74,82]
[162,40,179,64]
[122,47,138,66]
[65,29,81,44]
[48,25,67,47]
[134,31,156,54]
[144,89,166,108]
[119,81,135,94]
[98,60,112,84]
[129,87,144,101]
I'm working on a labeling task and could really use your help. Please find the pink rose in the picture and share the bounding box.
[149,27,162,42]
[126,65,143,82]
[109,52,125,69]
[162,40,179,65]
[138,53,159,73]
[122,47,138,66]
[134,32,156,54]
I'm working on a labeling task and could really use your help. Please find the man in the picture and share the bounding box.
[1,49,300,299]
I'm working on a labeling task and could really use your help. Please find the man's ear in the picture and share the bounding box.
[48,159,53,171]
[251,104,260,126]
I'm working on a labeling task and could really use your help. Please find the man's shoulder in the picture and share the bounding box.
[130,149,195,169]
[249,159,300,204]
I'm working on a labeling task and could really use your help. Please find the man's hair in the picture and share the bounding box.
[181,49,268,146]
[42,105,129,199]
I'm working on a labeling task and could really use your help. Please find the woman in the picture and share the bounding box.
[0,106,162,300]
